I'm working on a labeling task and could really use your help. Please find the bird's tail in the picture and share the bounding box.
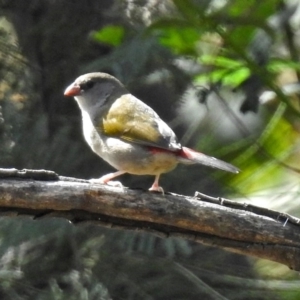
[178,147,239,174]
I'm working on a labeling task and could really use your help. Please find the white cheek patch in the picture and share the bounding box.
[75,83,115,115]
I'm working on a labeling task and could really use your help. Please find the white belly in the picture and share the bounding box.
[81,111,178,175]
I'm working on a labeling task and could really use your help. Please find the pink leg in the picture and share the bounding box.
[90,170,126,187]
[149,175,164,193]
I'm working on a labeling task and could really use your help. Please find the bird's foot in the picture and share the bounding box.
[90,178,124,188]
[149,184,164,193]
[105,180,124,188]
[149,175,164,193]
[89,171,125,188]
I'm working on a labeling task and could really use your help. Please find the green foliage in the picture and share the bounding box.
[145,0,300,201]
[195,56,300,89]
[196,55,251,87]
[233,104,296,193]
[91,25,125,47]
[268,59,300,73]
[153,22,200,55]
[149,0,280,56]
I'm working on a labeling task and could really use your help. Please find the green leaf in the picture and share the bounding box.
[159,26,199,55]
[268,59,300,73]
[197,55,250,87]
[172,0,210,24]
[227,0,280,19]
[200,55,244,68]
[150,20,200,55]
[195,67,250,87]
[91,25,125,47]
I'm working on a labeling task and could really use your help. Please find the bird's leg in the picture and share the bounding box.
[149,175,164,193]
[90,170,126,187]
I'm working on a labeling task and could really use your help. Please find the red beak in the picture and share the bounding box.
[64,84,81,97]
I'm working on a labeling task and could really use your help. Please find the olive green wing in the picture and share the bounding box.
[98,94,181,151]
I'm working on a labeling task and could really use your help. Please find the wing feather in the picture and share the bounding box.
[98,94,181,151]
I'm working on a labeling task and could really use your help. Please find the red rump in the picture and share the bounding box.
[148,147,174,155]
[148,146,195,160]
[179,147,195,159]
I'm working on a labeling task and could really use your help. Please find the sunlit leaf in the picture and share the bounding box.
[196,55,250,86]
[91,25,125,47]
[160,27,199,55]
[268,59,300,72]
[200,55,244,68]
[227,0,280,19]
[150,20,201,55]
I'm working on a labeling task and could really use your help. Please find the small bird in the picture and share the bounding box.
[64,73,239,191]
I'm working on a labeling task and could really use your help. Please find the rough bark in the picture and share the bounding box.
[0,168,300,271]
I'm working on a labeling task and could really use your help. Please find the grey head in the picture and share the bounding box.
[64,72,128,113]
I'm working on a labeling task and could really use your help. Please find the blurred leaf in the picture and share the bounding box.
[233,103,298,194]
[195,67,250,86]
[226,0,280,19]
[149,19,200,55]
[268,59,300,72]
[196,55,250,86]
[158,25,200,55]
[200,55,244,68]
[91,25,125,47]
[226,26,258,50]
[172,0,208,24]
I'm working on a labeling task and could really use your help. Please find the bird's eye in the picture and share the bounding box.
[81,80,95,91]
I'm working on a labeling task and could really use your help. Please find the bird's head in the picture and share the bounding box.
[64,72,127,113]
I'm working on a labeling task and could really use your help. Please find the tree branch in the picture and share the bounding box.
[0,168,300,270]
